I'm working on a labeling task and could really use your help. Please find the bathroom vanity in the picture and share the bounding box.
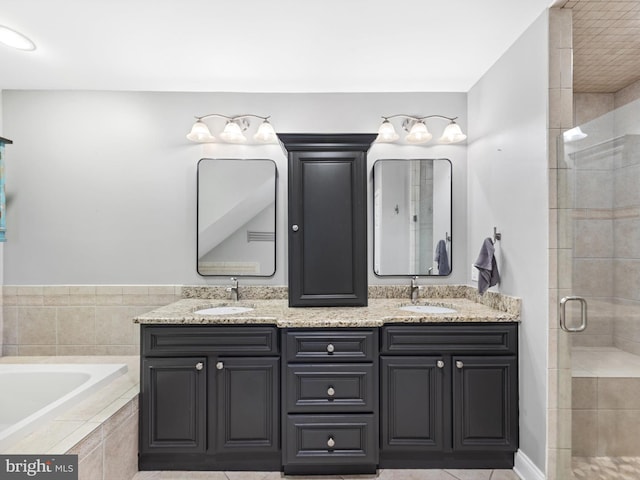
[136,292,520,474]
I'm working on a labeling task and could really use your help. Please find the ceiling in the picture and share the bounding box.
[0,0,557,93]
[561,0,640,93]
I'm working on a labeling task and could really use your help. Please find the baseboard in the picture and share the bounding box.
[514,449,546,480]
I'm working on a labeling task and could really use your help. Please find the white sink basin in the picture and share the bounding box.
[400,305,457,314]
[194,306,254,315]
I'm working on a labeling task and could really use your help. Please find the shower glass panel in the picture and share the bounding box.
[557,98,640,479]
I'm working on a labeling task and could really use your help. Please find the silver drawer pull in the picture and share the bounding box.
[195,362,204,371]
[216,361,224,370]
[456,361,464,369]
[437,360,445,369]
[327,436,335,448]
[327,386,335,397]
[326,343,335,353]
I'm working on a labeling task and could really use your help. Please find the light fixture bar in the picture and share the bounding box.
[377,114,466,144]
[187,113,277,144]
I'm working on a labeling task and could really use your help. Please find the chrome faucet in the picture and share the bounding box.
[410,276,423,303]
[226,277,239,301]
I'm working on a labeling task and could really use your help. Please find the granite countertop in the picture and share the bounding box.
[134,296,520,328]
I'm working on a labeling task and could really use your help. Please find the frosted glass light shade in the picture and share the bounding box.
[186,120,215,142]
[220,121,247,143]
[0,25,36,51]
[406,121,432,144]
[439,121,467,144]
[376,120,399,142]
[253,120,277,143]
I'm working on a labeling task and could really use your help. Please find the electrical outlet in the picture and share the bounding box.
[471,264,478,282]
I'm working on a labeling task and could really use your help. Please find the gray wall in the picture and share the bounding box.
[467,12,549,473]
[2,90,468,285]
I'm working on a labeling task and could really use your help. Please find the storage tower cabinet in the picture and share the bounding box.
[139,325,280,471]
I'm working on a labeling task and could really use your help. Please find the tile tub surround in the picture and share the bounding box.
[133,295,520,327]
[0,355,139,480]
[2,285,181,356]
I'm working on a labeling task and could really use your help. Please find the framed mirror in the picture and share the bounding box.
[197,158,277,276]
[373,159,452,276]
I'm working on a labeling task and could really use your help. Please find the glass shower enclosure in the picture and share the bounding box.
[557,97,640,479]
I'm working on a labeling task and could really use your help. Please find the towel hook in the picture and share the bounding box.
[493,227,501,243]
[445,232,452,242]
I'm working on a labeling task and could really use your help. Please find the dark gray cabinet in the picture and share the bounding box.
[279,134,376,307]
[141,357,207,454]
[282,329,379,475]
[139,322,518,473]
[379,323,519,469]
[139,325,280,471]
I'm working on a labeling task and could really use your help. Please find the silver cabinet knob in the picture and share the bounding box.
[327,386,335,397]
[216,361,224,370]
[456,361,464,369]
[292,225,299,232]
[195,362,204,371]
[326,343,335,353]
[437,360,445,369]
[327,437,335,448]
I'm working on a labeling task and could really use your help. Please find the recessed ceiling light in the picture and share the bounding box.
[0,25,36,51]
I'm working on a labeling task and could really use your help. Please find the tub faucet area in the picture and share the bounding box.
[410,276,423,302]
[227,277,239,301]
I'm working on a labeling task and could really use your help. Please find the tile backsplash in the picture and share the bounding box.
[2,283,521,356]
[2,285,181,356]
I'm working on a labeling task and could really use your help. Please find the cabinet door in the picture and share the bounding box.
[380,356,446,452]
[283,134,375,307]
[214,357,279,454]
[452,356,518,451]
[140,357,206,454]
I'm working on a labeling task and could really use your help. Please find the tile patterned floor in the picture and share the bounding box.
[132,469,521,480]
[572,457,640,480]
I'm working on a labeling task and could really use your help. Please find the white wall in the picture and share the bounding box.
[467,12,549,473]
[2,90,467,285]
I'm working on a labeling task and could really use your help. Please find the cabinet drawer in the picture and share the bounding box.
[286,364,376,412]
[285,414,376,466]
[381,324,517,355]
[285,329,377,362]
[142,325,278,356]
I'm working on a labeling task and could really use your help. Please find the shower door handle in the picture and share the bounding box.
[559,296,588,332]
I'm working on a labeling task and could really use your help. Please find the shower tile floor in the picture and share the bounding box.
[573,456,640,480]
[133,470,521,480]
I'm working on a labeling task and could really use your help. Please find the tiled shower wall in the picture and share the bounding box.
[1,285,181,356]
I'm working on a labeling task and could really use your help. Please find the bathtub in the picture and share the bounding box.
[0,363,127,452]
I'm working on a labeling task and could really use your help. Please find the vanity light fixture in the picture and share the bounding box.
[187,114,277,144]
[0,25,36,51]
[376,114,467,145]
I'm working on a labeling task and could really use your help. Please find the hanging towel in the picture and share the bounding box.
[474,237,500,295]
[435,239,450,275]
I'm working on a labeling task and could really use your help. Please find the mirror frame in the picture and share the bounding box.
[372,158,453,277]
[196,158,278,277]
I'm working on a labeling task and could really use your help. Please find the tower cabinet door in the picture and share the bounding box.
[140,357,207,454]
[452,356,518,452]
[380,356,446,452]
[281,134,376,307]
[214,356,280,455]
